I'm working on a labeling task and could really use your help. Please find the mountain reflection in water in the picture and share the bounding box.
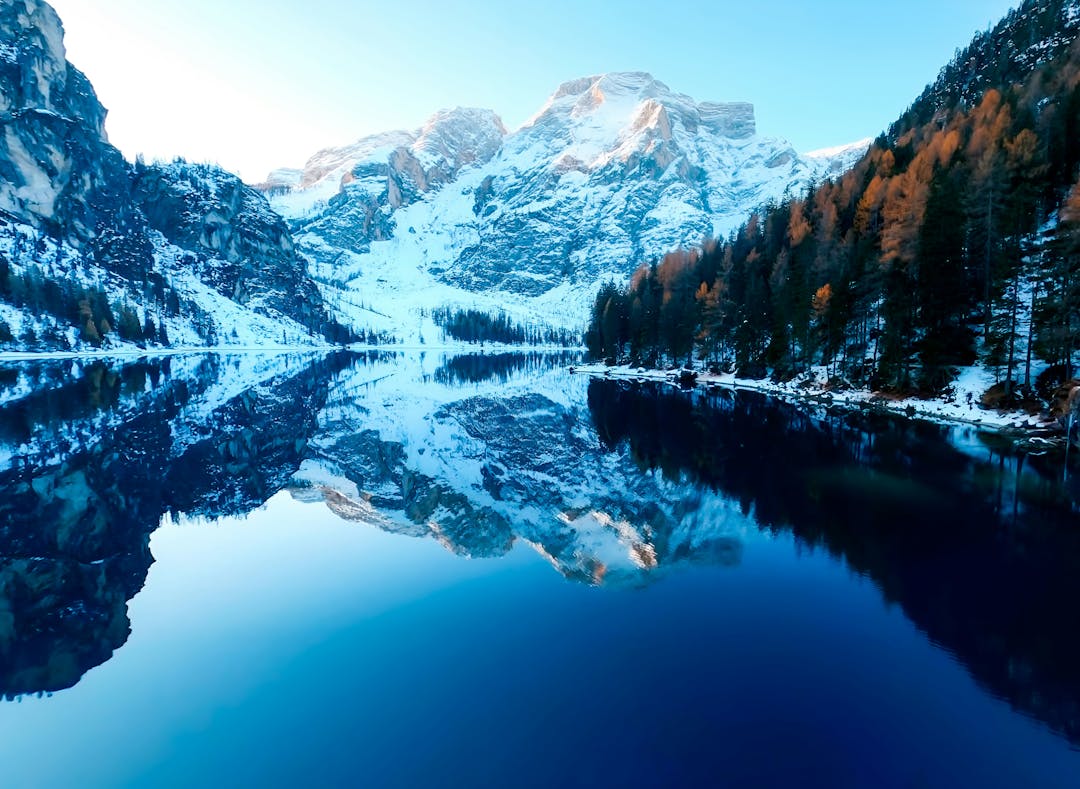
[0,350,1078,758]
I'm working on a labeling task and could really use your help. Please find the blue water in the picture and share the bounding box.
[0,494,1071,788]
[0,351,1078,787]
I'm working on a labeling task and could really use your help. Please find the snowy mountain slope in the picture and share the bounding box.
[268,73,863,340]
[804,137,873,177]
[0,0,343,352]
[0,222,321,353]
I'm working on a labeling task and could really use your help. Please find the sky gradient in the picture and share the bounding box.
[48,0,1020,182]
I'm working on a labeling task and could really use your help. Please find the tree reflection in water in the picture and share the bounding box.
[587,378,1080,746]
[1,353,1079,754]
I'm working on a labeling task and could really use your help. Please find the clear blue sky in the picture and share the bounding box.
[49,0,1019,182]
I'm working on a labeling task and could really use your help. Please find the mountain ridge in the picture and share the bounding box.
[263,71,864,341]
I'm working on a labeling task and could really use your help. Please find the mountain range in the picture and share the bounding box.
[264,73,866,340]
[2,0,1071,356]
[0,0,863,351]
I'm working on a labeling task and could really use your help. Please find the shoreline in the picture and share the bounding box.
[0,343,587,363]
[570,363,1066,444]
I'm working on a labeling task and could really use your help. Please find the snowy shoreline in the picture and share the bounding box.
[570,363,1065,439]
[0,346,335,362]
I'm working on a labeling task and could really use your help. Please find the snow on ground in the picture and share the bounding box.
[572,362,1061,433]
[0,219,328,353]
[297,166,595,341]
[804,137,874,168]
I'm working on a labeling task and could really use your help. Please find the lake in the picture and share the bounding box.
[0,350,1078,788]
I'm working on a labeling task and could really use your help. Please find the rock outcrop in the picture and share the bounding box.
[132,161,328,332]
[0,0,148,264]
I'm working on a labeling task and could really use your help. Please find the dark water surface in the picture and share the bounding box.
[0,351,1078,788]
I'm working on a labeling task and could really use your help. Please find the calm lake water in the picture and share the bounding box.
[0,350,1078,788]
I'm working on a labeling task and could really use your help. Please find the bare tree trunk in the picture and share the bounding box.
[1007,270,1019,393]
[985,193,993,342]
[1025,281,1037,389]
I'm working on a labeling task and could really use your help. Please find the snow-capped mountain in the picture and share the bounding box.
[0,1,867,351]
[268,72,867,339]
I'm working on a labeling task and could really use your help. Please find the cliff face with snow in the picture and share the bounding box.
[0,0,341,351]
[132,161,330,334]
[0,0,140,248]
[269,73,866,337]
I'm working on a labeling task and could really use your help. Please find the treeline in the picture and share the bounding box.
[432,307,580,346]
[0,225,368,349]
[349,327,398,346]
[0,257,171,348]
[588,17,1080,397]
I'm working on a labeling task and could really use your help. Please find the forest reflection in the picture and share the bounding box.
[587,378,1080,746]
[1,353,1079,754]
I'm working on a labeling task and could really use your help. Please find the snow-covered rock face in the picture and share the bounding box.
[0,0,342,349]
[275,109,507,256]
[0,0,68,115]
[268,72,862,336]
[0,0,130,242]
[443,72,811,297]
[132,161,327,330]
[804,137,874,178]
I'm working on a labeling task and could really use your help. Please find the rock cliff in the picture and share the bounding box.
[0,0,343,350]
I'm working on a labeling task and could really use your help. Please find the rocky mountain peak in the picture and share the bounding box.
[549,71,667,103]
[415,107,507,158]
[267,72,854,338]
[406,106,506,187]
[286,107,506,197]
[530,71,755,142]
[299,129,414,190]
